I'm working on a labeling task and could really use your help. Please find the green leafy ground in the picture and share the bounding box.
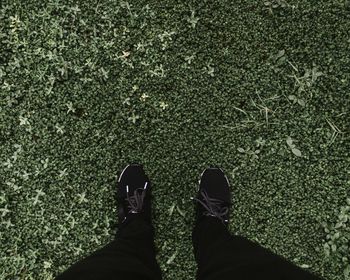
[1,0,350,279]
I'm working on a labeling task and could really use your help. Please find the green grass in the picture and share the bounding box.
[1,0,350,279]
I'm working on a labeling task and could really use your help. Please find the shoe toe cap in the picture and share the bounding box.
[118,164,148,185]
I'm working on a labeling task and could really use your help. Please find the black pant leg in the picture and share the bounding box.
[56,214,162,280]
[192,216,322,280]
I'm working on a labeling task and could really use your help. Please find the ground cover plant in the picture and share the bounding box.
[0,0,349,279]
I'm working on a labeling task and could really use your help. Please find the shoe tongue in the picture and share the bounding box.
[202,185,230,204]
[201,170,230,203]
[123,181,148,194]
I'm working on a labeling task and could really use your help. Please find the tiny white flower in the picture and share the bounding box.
[206,64,215,76]
[19,116,29,126]
[70,217,77,229]
[128,113,140,124]
[66,102,75,114]
[43,261,52,269]
[123,97,131,105]
[92,221,99,229]
[121,51,130,59]
[34,167,41,176]
[187,10,199,28]
[73,244,83,256]
[92,235,100,244]
[55,124,65,134]
[77,192,88,204]
[32,189,45,205]
[140,93,149,101]
[149,65,165,77]
[159,101,168,110]
[136,42,145,51]
[59,168,68,178]
[22,170,30,180]
[71,5,81,13]
[36,189,45,196]
[42,158,49,169]
[185,54,195,64]
[64,211,73,220]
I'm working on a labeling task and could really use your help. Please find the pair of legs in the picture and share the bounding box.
[56,164,322,280]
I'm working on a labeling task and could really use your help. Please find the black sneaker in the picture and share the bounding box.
[117,164,152,224]
[192,167,231,225]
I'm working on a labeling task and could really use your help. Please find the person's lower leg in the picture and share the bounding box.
[56,164,161,280]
